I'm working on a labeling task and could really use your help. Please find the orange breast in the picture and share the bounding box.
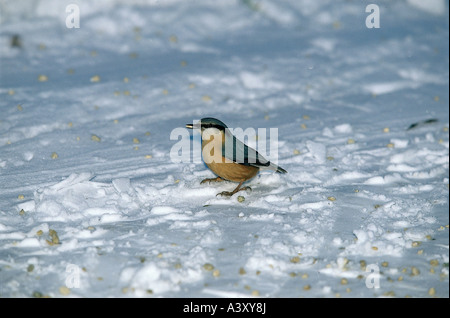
[206,160,259,182]
[201,132,259,182]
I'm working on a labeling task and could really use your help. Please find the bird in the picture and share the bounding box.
[186,117,287,197]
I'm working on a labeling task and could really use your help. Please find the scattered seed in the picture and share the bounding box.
[90,75,100,82]
[360,260,367,270]
[59,286,71,296]
[169,35,178,43]
[239,267,246,275]
[203,263,214,271]
[171,261,181,269]
[383,127,390,133]
[27,264,34,272]
[46,229,60,246]
[412,241,421,247]
[303,284,311,291]
[290,256,300,263]
[202,95,212,102]
[237,196,245,203]
[91,135,101,142]
[430,259,439,267]
[32,291,44,298]
[51,152,58,159]
[327,196,336,201]
[213,269,220,277]
[428,287,436,296]
[411,267,420,276]
[340,278,348,285]
[18,194,24,200]
[38,75,48,82]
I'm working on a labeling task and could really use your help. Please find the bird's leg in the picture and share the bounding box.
[217,181,252,197]
[200,176,224,184]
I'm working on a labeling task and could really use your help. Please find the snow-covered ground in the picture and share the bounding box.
[0,0,448,298]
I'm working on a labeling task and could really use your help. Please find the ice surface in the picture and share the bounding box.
[0,0,448,298]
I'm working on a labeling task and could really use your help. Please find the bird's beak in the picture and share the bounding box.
[186,123,200,129]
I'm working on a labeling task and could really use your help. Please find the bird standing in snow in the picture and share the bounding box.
[186,117,287,197]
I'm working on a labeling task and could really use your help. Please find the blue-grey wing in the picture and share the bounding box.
[222,129,287,173]
[222,129,270,167]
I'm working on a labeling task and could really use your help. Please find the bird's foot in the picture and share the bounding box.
[200,177,224,184]
[216,186,252,197]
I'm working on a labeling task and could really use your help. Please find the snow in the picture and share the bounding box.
[0,0,448,298]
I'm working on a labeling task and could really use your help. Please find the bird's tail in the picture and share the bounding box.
[275,165,287,174]
[266,162,287,174]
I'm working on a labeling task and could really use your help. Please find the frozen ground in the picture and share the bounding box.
[0,0,448,298]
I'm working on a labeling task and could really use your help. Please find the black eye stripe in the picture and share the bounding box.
[202,124,223,129]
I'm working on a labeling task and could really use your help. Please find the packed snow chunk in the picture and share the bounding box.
[386,164,417,172]
[121,263,173,296]
[407,0,446,15]
[240,71,265,89]
[17,200,35,213]
[390,139,409,149]
[112,178,132,194]
[353,229,369,243]
[22,151,34,161]
[151,206,179,215]
[334,124,353,134]
[364,173,404,185]
[322,127,334,138]
[259,173,281,186]
[306,140,326,164]
[16,237,41,248]
[46,173,93,191]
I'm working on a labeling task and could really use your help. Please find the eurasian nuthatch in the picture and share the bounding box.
[186,117,287,197]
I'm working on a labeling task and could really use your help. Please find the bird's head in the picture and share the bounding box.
[186,117,228,141]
